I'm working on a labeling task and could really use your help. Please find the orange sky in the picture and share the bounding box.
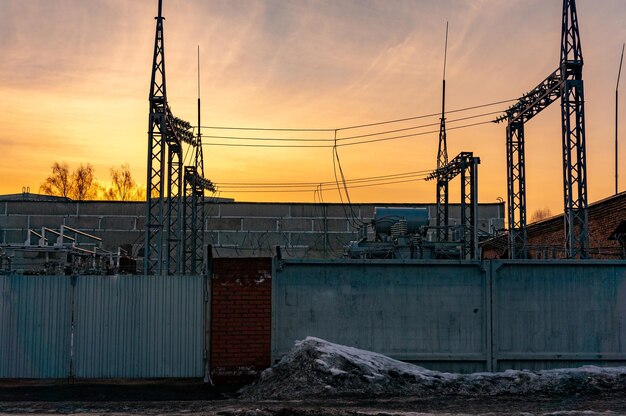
[0,0,625,217]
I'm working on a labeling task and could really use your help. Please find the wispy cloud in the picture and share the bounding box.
[0,0,624,211]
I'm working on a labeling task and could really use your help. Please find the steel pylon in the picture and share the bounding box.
[496,0,589,259]
[145,0,167,275]
[427,152,480,260]
[560,0,589,258]
[145,0,206,275]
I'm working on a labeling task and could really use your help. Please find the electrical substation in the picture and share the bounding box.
[2,0,626,385]
[137,0,595,270]
[0,0,618,274]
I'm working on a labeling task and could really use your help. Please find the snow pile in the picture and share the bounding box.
[239,337,626,399]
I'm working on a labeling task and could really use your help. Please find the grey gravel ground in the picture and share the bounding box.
[2,394,626,415]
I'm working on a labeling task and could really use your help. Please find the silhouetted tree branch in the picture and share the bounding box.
[39,162,71,198]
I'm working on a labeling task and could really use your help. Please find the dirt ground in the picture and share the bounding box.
[1,381,626,415]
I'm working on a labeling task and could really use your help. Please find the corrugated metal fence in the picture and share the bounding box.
[272,259,626,372]
[0,275,207,379]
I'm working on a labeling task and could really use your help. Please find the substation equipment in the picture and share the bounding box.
[345,20,482,262]
[495,0,589,259]
[354,0,593,262]
[346,153,480,260]
[0,225,135,275]
[140,0,591,264]
[145,0,214,275]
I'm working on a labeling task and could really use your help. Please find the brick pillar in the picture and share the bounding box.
[210,258,272,385]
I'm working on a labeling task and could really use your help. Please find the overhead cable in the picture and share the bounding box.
[199,110,503,143]
[216,177,429,193]
[215,169,433,187]
[199,98,517,132]
[202,119,494,149]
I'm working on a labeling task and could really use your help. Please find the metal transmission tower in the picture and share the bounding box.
[145,0,204,275]
[427,152,480,260]
[436,23,450,243]
[560,0,589,259]
[145,0,167,275]
[496,0,589,259]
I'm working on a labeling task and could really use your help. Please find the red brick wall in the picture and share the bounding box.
[483,193,626,259]
[210,257,272,385]
[526,194,626,259]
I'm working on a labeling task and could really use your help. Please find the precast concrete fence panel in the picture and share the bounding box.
[272,259,490,373]
[491,260,626,371]
[272,259,626,373]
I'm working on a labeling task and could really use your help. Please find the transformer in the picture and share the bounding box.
[346,206,477,260]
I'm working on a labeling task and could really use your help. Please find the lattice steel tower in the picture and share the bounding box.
[559,0,588,259]
[145,0,206,274]
[497,0,589,259]
[145,0,167,274]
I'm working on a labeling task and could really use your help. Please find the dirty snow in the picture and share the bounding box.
[239,337,626,400]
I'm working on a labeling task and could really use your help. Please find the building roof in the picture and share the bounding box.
[0,192,71,202]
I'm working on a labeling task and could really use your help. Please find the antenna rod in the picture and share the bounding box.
[616,43,624,195]
[157,0,163,19]
[197,45,201,134]
[442,21,449,116]
[437,22,449,171]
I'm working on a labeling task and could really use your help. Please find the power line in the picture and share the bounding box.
[217,176,430,193]
[203,142,331,148]
[199,110,503,143]
[202,135,332,142]
[199,98,517,132]
[337,111,501,141]
[341,120,492,147]
[215,169,433,187]
[196,126,335,132]
[202,119,495,149]
[216,173,432,192]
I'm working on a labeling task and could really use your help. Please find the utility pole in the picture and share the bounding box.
[183,46,214,275]
[436,22,449,243]
[616,43,624,195]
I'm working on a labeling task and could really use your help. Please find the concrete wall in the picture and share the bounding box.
[491,261,626,370]
[272,259,626,373]
[0,200,504,259]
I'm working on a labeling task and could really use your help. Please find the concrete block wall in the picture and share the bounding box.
[204,202,504,258]
[0,201,504,259]
[0,201,144,252]
[210,257,272,384]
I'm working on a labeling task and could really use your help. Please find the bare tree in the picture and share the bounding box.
[40,162,72,198]
[105,164,145,201]
[71,164,99,200]
[531,207,553,222]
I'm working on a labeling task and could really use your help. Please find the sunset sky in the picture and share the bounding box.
[0,0,625,216]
